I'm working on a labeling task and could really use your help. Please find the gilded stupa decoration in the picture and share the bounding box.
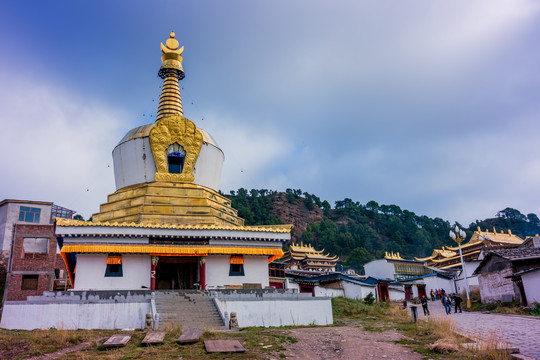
[150,113,203,183]
[149,32,203,183]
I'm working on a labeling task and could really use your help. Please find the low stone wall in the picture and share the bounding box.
[214,290,333,328]
[1,289,333,330]
[0,290,152,330]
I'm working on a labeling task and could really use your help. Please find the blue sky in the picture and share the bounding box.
[1,1,540,225]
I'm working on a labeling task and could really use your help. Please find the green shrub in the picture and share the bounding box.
[363,292,375,305]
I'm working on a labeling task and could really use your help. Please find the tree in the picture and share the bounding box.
[73,214,84,221]
[497,208,526,221]
[346,247,374,266]
[527,213,540,226]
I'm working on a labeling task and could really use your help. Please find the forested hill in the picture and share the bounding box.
[224,188,540,271]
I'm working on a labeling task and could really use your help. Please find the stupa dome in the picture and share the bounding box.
[113,123,224,191]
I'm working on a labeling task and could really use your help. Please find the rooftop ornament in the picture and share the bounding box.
[449,225,471,308]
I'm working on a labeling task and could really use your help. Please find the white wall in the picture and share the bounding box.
[314,286,344,297]
[205,255,269,289]
[215,298,333,327]
[342,281,376,300]
[522,270,540,305]
[74,254,151,290]
[0,302,150,330]
[454,262,480,293]
[364,259,394,280]
[423,276,455,296]
[112,137,224,191]
[388,286,405,301]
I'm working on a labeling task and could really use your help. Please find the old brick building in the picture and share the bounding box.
[0,200,74,302]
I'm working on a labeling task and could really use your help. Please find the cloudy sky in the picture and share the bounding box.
[1,1,539,225]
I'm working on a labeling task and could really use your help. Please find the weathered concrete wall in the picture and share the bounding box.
[389,286,405,301]
[0,290,152,330]
[478,257,517,303]
[214,292,333,327]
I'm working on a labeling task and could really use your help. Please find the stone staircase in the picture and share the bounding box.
[153,290,225,330]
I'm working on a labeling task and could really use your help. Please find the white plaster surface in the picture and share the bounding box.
[314,286,344,298]
[74,254,150,290]
[388,286,405,301]
[0,302,150,330]
[215,298,333,327]
[522,270,540,304]
[205,255,269,289]
[364,259,394,280]
[342,281,376,300]
[112,137,224,191]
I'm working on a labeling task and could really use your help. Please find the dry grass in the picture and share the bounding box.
[0,328,113,360]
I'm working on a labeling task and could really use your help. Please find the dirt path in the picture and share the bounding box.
[23,338,104,360]
[281,322,422,360]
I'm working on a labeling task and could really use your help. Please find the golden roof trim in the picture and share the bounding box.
[56,218,293,233]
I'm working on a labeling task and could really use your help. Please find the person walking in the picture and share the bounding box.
[453,294,463,313]
[430,289,435,301]
[421,295,430,316]
[445,294,453,314]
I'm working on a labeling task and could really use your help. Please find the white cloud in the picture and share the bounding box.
[0,70,128,219]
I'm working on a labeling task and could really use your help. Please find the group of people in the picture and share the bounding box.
[429,288,446,301]
[420,290,463,316]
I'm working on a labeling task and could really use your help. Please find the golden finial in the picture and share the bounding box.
[159,32,185,78]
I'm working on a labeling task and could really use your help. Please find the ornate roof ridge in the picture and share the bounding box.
[55,218,293,233]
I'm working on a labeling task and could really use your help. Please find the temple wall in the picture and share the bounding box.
[0,291,152,330]
[205,255,269,289]
[215,292,333,327]
[313,286,344,297]
[74,254,151,290]
[388,286,405,301]
[342,281,376,300]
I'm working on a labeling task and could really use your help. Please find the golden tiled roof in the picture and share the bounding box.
[280,242,339,262]
[56,218,293,233]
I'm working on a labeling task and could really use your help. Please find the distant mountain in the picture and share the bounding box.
[224,189,539,272]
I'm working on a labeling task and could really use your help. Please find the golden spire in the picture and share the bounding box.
[156,32,185,121]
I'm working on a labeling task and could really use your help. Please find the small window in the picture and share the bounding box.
[21,274,39,290]
[167,143,186,174]
[229,255,245,276]
[23,238,49,254]
[18,206,41,223]
[105,254,123,277]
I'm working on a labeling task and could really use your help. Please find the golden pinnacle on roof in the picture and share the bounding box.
[156,32,185,120]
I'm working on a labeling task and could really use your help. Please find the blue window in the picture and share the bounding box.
[19,206,41,223]
[105,264,123,277]
[167,143,185,174]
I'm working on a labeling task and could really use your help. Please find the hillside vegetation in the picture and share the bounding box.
[224,188,540,271]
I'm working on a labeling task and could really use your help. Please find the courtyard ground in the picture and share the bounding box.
[1,298,536,359]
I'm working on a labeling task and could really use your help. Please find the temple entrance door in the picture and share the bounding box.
[417,284,427,299]
[405,285,412,300]
[378,283,389,302]
[155,257,197,290]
